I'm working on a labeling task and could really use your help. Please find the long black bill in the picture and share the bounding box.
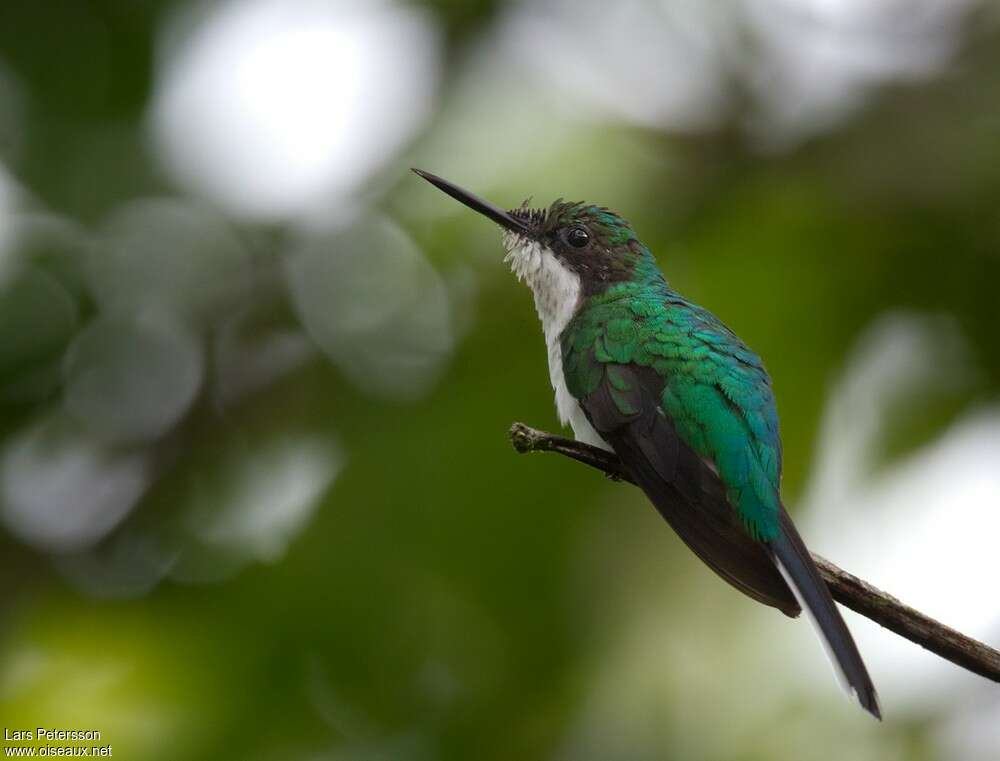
[412,168,530,235]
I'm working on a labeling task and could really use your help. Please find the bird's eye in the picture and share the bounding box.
[566,227,590,248]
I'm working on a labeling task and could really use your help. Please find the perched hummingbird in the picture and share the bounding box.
[413,168,881,718]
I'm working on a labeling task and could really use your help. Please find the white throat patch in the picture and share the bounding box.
[503,233,612,451]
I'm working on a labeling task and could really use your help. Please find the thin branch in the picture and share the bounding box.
[508,421,1000,684]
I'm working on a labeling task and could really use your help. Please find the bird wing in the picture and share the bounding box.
[569,355,800,615]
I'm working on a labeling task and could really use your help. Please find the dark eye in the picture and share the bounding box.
[566,226,590,248]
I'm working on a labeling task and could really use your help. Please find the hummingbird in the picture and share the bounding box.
[412,168,880,719]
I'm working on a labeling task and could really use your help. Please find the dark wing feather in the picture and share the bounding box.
[581,363,800,617]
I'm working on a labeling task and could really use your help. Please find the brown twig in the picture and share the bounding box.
[508,421,1000,684]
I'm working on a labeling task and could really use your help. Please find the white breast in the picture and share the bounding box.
[503,234,613,451]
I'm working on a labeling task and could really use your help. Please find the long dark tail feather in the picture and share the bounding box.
[768,510,881,719]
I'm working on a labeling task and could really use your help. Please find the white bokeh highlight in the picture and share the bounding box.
[800,313,1000,711]
[149,0,439,219]
[192,434,342,564]
[499,0,733,131]
[469,0,976,147]
[0,163,23,285]
[286,214,454,400]
[63,317,203,444]
[89,197,250,322]
[1,415,152,552]
[741,0,976,143]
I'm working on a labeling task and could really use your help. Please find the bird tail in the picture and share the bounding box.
[768,510,881,719]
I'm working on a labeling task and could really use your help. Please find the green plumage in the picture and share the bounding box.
[561,234,782,541]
